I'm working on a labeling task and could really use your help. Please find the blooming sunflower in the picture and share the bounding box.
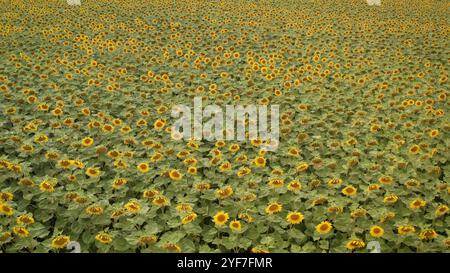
[181,213,197,225]
[286,212,304,224]
[435,205,449,217]
[213,211,229,226]
[287,180,302,191]
[124,201,141,214]
[419,229,438,241]
[137,162,150,173]
[152,195,169,207]
[346,239,365,250]
[95,232,113,244]
[39,180,55,193]
[253,156,266,167]
[315,221,333,234]
[370,226,384,237]
[342,185,357,196]
[81,137,94,147]
[13,226,29,237]
[16,214,34,225]
[85,167,101,177]
[0,203,14,216]
[409,199,427,209]
[229,220,242,232]
[51,235,70,249]
[398,226,416,235]
[164,243,181,253]
[112,178,128,189]
[169,169,183,181]
[265,202,282,215]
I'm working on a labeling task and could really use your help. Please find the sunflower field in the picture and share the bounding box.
[0,0,448,253]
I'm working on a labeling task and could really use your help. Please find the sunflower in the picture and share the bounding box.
[102,124,114,133]
[85,167,101,177]
[214,140,226,148]
[428,129,439,138]
[435,205,449,217]
[367,184,381,192]
[154,119,166,130]
[39,180,55,193]
[398,226,416,235]
[253,156,266,167]
[164,243,181,253]
[350,209,368,218]
[106,150,119,159]
[51,235,70,249]
[383,194,399,204]
[213,211,229,226]
[0,203,14,216]
[405,179,421,189]
[113,160,128,169]
[315,221,333,234]
[110,209,126,220]
[215,186,233,199]
[95,232,113,244]
[346,239,365,250]
[419,229,438,241]
[150,152,164,162]
[370,226,384,237]
[286,147,300,157]
[286,212,304,224]
[327,206,343,214]
[45,151,60,161]
[120,126,132,134]
[16,214,34,225]
[12,226,29,237]
[219,162,232,172]
[86,206,104,216]
[19,178,35,187]
[124,201,141,214]
[237,167,251,177]
[380,212,396,223]
[251,247,270,253]
[229,220,242,232]
[184,166,196,175]
[228,144,240,153]
[169,169,183,181]
[81,137,94,147]
[268,178,284,188]
[296,162,309,172]
[409,144,421,154]
[409,199,426,209]
[20,144,34,153]
[137,162,150,173]
[152,195,169,207]
[112,178,128,189]
[72,160,84,169]
[265,202,282,215]
[281,180,298,192]
[342,185,357,196]
[181,212,198,225]
[57,159,72,169]
[176,204,193,213]
[0,192,13,202]
[34,134,48,144]
[0,232,11,242]
[138,235,158,246]
[194,182,211,191]
[327,178,342,187]
[143,189,159,199]
[378,175,393,185]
